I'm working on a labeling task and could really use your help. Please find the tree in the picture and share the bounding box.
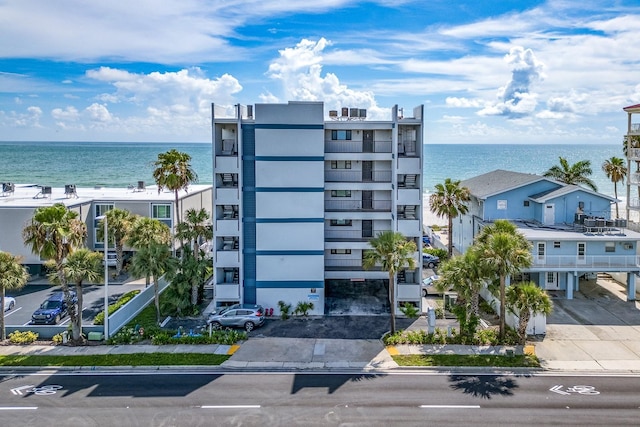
[126,216,171,251]
[506,281,553,344]
[129,242,178,325]
[437,248,487,318]
[162,248,208,317]
[22,203,87,332]
[56,249,103,342]
[363,231,417,335]
[543,156,598,191]
[602,156,627,219]
[475,220,532,340]
[176,208,213,304]
[152,149,198,231]
[0,252,29,341]
[97,208,136,276]
[429,178,470,256]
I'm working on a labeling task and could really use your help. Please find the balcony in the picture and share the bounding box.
[629,123,640,135]
[215,283,240,300]
[628,147,640,161]
[325,170,392,182]
[325,229,389,241]
[325,199,392,211]
[324,258,383,271]
[531,255,640,269]
[325,140,392,153]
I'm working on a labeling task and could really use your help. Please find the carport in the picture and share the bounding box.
[324,279,390,315]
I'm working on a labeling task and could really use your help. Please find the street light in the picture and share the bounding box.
[96,215,109,340]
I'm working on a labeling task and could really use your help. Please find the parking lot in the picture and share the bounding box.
[3,279,146,326]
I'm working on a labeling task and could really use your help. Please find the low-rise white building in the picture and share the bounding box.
[0,182,212,274]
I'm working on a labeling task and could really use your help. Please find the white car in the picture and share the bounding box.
[1,296,16,311]
[421,275,441,297]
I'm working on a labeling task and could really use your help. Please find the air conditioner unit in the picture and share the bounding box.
[42,186,52,195]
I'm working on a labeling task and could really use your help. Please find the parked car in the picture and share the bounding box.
[1,296,15,312]
[31,291,77,325]
[102,252,117,267]
[421,275,441,297]
[207,304,265,332]
[422,236,431,246]
[422,253,440,268]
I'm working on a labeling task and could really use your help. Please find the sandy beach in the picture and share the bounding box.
[422,193,451,228]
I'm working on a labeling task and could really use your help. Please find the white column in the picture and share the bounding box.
[566,272,574,300]
[627,272,636,301]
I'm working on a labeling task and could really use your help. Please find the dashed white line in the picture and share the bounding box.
[420,405,481,409]
[201,405,261,409]
[0,407,38,410]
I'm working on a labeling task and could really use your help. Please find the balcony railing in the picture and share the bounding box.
[531,255,639,269]
[325,199,392,211]
[324,229,388,240]
[628,147,640,160]
[325,140,392,153]
[629,172,640,185]
[325,170,392,182]
[324,259,383,271]
[630,123,640,135]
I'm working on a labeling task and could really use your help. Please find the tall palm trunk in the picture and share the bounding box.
[388,272,396,335]
[499,275,506,340]
[74,282,84,341]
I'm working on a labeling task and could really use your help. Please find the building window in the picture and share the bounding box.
[152,204,171,219]
[330,160,352,169]
[497,200,507,210]
[331,190,351,197]
[523,200,530,207]
[330,249,352,254]
[95,204,114,218]
[605,242,615,253]
[553,241,561,249]
[331,130,352,140]
[330,219,352,226]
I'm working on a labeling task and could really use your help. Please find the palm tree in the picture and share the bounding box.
[176,208,213,304]
[602,156,627,218]
[506,281,553,344]
[152,149,198,231]
[429,178,471,256]
[0,252,29,341]
[22,203,87,328]
[126,216,171,251]
[543,156,598,191]
[57,249,103,342]
[129,242,178,324]
[98,208,136,276]
[438,248,487,318]
[363,231,417,335]
[475,220,532,340]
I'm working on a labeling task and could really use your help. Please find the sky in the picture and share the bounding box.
[0,0,639,144]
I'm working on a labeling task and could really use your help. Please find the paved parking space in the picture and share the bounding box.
[536,275,640,371]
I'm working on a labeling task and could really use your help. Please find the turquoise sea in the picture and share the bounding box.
[0,141,626,198]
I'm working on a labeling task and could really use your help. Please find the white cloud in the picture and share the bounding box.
[51,106,80,121]
[264,38,389,119]
[445,97,483,108]
[478,46,545,118]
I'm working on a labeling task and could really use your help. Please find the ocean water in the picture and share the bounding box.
[0,141,626,198]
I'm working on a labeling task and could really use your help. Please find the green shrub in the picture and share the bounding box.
[475,329,499,345]
[278,300,292,320]
[399,302,419,318]
[294,301,314,317]
[94,290,141,325]
[8,331,39,344]
[424,247,448,261]
[52,333,64,345]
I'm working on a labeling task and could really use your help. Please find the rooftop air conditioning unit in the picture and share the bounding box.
[2,182,14,193]
[137,181,145,191]
[64,184,77,198]
[247,105,253,118]
[349,108,359,118]
[42,186,52,195]
[341,107,349,118]
[329,110,338,120]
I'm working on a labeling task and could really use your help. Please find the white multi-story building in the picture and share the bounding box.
[212,101,424,315]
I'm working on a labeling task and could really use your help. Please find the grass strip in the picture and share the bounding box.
[392,354,540,368]
[0,353,229,367]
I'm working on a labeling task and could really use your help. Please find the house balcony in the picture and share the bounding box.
[215,187,240,204]
[325,170,392,183]
[325,140,392,153]
[324,259,383,271]
[628,123,640,135]
[325,199,392,212]
[396,157,421,174]
[215,250,240,267]
[531,255,640,270]
[324,229,388,241]
[628,147,640,161]
[215,283,241,300]
[629,172,640,185]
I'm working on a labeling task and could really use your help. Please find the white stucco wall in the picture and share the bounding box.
[256,161,324,187]
[256,255,324,281]
[256,222,324,251]
[255,129,324,157]
[256,192,324,218]
[257,288,324,316]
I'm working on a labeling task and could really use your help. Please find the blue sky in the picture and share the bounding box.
[1,0,639,143]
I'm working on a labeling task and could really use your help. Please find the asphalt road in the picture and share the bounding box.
[0,371,638,426]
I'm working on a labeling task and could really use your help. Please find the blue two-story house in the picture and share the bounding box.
[453,170,640,301]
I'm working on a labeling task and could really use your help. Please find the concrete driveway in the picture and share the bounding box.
[535,275,640,371]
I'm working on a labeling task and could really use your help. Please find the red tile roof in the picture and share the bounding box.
[623,103,640,112]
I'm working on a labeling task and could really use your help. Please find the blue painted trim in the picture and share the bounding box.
[256,250,324,256]
[255,156,324,161]
[254,124,324,130]
[256,281,325,289]
[256,187,324,192]
[256,218,324,223]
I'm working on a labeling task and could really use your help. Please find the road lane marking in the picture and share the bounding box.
[5,307,22,316]
[0,407,38,410]
[201,405,261,409]
[420,405,480,409]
